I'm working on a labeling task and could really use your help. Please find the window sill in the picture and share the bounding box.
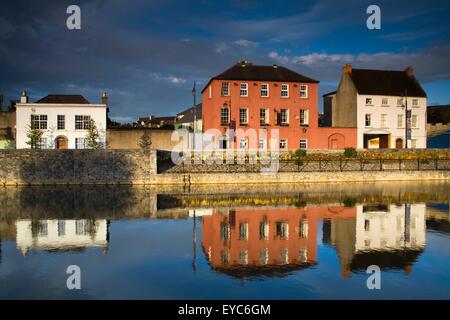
[300,124,309,127]
[279,123,289,127]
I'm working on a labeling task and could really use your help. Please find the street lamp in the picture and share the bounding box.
[192,82,196,151]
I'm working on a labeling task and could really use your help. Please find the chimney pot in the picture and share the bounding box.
[102,91,108,105]
[20,90,28,103]
[343,64,352,74]
[405,66,414,77]
[273,64,278,68]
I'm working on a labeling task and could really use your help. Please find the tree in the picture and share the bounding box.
[25,115,43,149]
[85,119,101,149]
[139,130,152,151]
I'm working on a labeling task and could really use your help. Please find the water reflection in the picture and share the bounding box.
[0,182,449,299]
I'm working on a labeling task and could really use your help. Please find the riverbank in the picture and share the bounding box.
[0,149,449,186]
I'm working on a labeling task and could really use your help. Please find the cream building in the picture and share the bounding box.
[16,219,109,255]
[324,65,427,149]
[15,92,107,149]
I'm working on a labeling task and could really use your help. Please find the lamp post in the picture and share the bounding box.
[192,82,196,151]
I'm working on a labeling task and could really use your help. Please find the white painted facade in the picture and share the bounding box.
[15,94,107,149]
[357,94,427,149]
[16,219,108,256]
[355,203,426,251]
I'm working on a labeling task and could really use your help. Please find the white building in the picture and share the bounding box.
[324,65,427,148]
[16,219,109,256]
[15,92,108,149]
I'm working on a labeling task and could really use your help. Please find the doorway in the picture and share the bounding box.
[55,136,68,149]
[395,138,403,149]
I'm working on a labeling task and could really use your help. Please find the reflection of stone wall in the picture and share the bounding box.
[0,149,156,185]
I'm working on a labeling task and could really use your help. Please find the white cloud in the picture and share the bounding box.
[234,39,258,48]
[168,76,186,85]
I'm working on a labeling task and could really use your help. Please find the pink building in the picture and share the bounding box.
[201,61,356,150]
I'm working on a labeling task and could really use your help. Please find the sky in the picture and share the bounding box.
[0,0,449,123]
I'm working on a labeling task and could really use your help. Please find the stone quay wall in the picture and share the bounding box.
[0,149,449,186]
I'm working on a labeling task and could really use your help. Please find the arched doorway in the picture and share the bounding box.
[395,138,403,149]
[55,136,68,150]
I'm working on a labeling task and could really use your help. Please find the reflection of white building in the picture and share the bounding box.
[188,209,213,217]
[16,219,109,256]
[355,203,426,251]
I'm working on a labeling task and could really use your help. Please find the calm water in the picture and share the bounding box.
[0,182,449,299]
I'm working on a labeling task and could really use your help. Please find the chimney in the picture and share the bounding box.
[20,90,28,103]
[102,91,108,105]
[0,94,3,112]
[405,66,414,77]
[343,64,352,74]
[273,64,278,69]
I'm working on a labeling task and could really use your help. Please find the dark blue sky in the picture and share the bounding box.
[0,0,449,122]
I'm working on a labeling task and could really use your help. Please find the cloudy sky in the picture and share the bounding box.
[0,0,449,122]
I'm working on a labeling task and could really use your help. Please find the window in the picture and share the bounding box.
[258,138,266,150]
[239,222,248,240]
[239,138,248,149]
[221,82,229,96]
[380,114,387,127]
[299,139,307,149]
[220,250,229,265]
[281,84,289,97]
[240,83,248,97]
[300,109,309,126]
[412,99,418,106]
[299,218,308,238]
[260,83,269,97]
[397,98,404,106]
[411,139,417,148]
[57,115,65,130]
[364,219,370,231]
[260,248,269,265]
[75,138,86,149]
[31,114,47,129]
[276,221,289,240]
[259,221,269,240]
[365,98,373,105]
[300,85,308,98]
[75,115,91,130]
[260,108,269,125]
[299,248,308,263]
[280,247,289,265]
[397,114,404,128]
[239,250,249,265]
[279,109,289,125]
[39,137,47,149]
[365,114,371,127]
[239,108,248,125]
[411,115,418,128]
[58,220,66,236]
[382,98,388,106]
[38,221,48,237]
[220,107,230,125]
[220,222,230,241]
[279,138,288,150]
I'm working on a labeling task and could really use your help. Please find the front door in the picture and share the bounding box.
[379,135,389,148]
[396,138,403,149]
[56,137,68,149]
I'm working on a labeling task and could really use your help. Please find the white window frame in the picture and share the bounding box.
[281,84,289,98]
[221,82,229,96]
[365,114,371,127]
[279,138,288,150]
[412,99,419,107]
[239,108,248,125]
[57,115,65,130]
[239,138,248,150]
[380,114,387,128]
[258,138,266,150]
[75,137,86,149]
[75,115,91,130]
[397,98,404,106]
[300,109,309,126]
[299,139,307,149]
[260,108,269,125]
[260,83,269,97]
[381,97,388,106]
[240,83,248,97]
[220,107,230,125]
[411,115,418,128]
[397,114,404,128]
[31,114,48,130]
[279,109,289,125]
[365,98,373,105]
[300,85,308,98]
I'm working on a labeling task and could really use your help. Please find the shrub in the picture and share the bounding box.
[343,147,358,158]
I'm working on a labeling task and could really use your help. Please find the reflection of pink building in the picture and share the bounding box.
[201,61,357,150]
[201,206,356,278]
